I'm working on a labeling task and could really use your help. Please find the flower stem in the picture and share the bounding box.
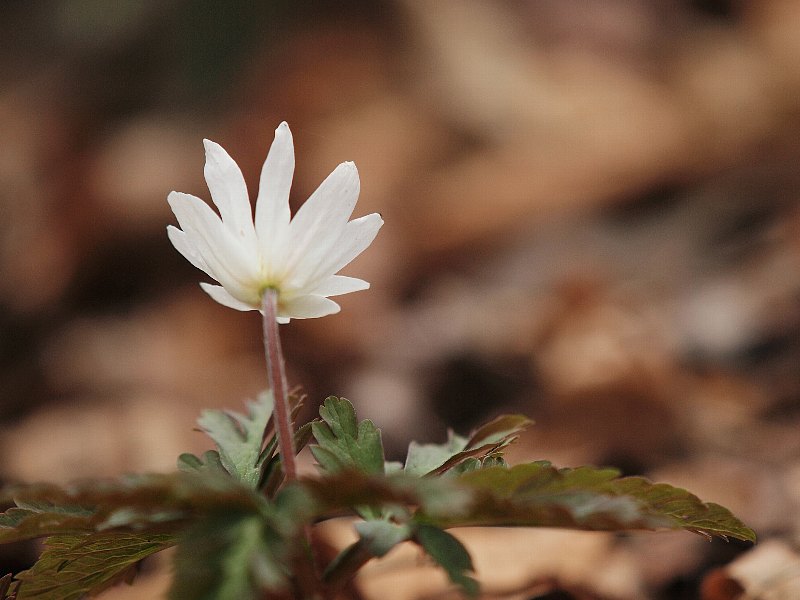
[261,289,297,483]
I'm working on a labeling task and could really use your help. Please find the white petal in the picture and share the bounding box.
[203,140,257,253]
[255,122,294,267]
[303,212,383,286]
[306,275,369,297]
[167,225,210,274]
[280,295,341,320]
[200,283,258,311]
[283,162,360,276]
[169,191,260,302]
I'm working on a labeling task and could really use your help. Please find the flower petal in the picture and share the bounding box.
[255,122,294,269]
[306,275,369,297]
[303,212,383,287]
[200,283,258,311]
[280,295,341,320]
[283,162,360,276]
[203,139,257,253]
[167,225,210,274]
[168,191,260,302]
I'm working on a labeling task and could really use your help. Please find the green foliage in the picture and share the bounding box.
[299,465,755,542]
[323,518,412,587]
[404,414,532,476]
[354,519,411,557]
[301,470,470,523]
[587,473,757,542]
[404,432,467,476]
[195,391,275,488]
[0,472,313,599]
[170,512,286,600]
[413,524,478,597]
[13,532,175,600]
[310,397,385,475]
[177,450,227,477]
[181,392,311,496]
[0,504,95,544]
[431,462,756,542]
[306,463,754,596]
[170,485,314,600]
[0,399,755,600]
[2,473,265,524]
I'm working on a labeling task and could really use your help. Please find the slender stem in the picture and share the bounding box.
[261,289,297,482]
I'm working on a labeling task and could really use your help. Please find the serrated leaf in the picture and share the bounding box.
[354,520,411,557]
[424,463,755,542]
[0,504,95,544]
[192,391,309,492]
[169,512,288,600]
[323,519,412,588]
[3,476,313,600]
[300,470,471,523]
[13,532,175,600]
[1,472,267,539]
[0,476,246,596]
[310,397,385,475]
[404,414,532,476]
[177,450,227,476]
[197,391,275,488]
[450,455,508,476]
[170,485,313,600]
[259,421,316,497]
[591,476,757,542]
[413,524,478,597]
[465,414,533,448]
[404,432,468,476]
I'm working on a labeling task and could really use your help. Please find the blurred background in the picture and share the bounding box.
[3,1,800,598]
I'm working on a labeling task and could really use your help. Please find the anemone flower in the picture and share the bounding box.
[167,122,383,323]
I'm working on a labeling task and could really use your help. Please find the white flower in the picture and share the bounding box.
[167,122,383,322]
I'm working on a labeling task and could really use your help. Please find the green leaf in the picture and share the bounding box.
[354,519,411,557]
[0,504,95,544]
[323,519,412,588]
[1,472,267,536]
[192,391,308,493]
[197,391,275,488]
[0,473,265,596]
[13,532,175,600]
[322,541,374,588]
[2,476,315,600]
[300,470,471,522]
[465,414,533,448]
[413,524,478,597]
[310,397,385,475]
[384,461,404,473]
[404,414,532,476]
[170,485,313,600]
[592,475,757,542]
[404,432,468,476]
[424,463,755,542]
[169,512,288,600]
[259,421,315,497]
[177,450,227,476]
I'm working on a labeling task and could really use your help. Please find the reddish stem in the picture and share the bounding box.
[261,289,297,482]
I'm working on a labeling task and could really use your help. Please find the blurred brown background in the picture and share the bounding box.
[3,1,800,598]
